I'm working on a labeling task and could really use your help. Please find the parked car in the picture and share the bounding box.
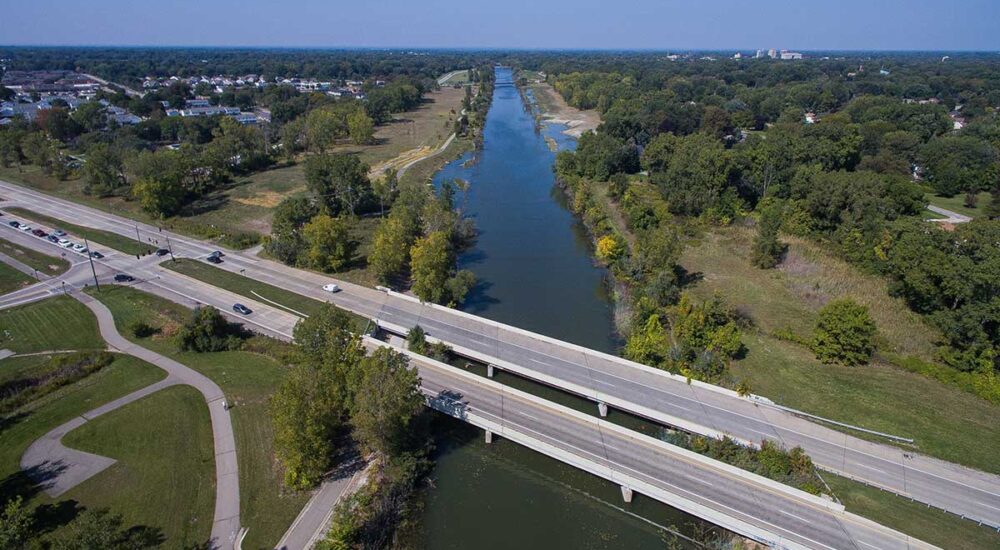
[114,274,135,282]
[90,251,104,259]
[53,229,66,237]
[32,229,47,237]
[322,283,341,293]
[18,225,31,232]
[206,255,223,264]
[72,244,87,253]
[232,303,252,315]
[155,248,169,257]
[46,235,59,243]
[58,239,73,248]
[7,221,19,228]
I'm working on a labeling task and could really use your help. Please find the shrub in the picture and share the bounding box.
[811,299,876,366]
[177,306,244,352]
[129,320,158,338]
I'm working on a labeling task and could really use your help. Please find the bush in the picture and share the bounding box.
[129,320,158,338]
[811,299,876,366]
[177,306,244,352]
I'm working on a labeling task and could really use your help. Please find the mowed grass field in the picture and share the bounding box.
[0,261,34,294]
[0,236,71,276]
[0,295,104,353]
[61,385,215,548]
[678,224,1000,474]
[0,86,467,246]
[924,190,991,218]
[86,285,310,549]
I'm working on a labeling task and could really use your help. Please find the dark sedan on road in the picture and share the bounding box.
[8,221,19,228]
[232,304,252,315]
[206,255,223,264]
[114,274,135,283]
[155,248,169,256]
[46,235,59,243]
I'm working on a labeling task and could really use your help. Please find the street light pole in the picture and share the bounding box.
[135,224,142,247]
[166,235,175,261]
[84,237,100,291]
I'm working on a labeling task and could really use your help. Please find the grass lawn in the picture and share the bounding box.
[0,261,34,294]
[61,385,215,548]
[677,225,1000,474]
[5,206,153,256]
[439,70,470,85]
[0,355,167,526]
[825,473,1000,549]
[924,191,991,218]
[0,295,104,354]
[0,237,71,276]
[85,285,310,549]
[161,258,369,330]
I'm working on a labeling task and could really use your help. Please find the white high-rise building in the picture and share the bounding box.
[767,49,777,59]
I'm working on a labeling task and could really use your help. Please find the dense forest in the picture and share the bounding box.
[543,53,999,399]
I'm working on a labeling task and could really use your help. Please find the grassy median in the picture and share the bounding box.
[0,237,71,276]
[0,262,34,294]
[5,207,154,256]
[86,285,310,549]
[0,295,104,354]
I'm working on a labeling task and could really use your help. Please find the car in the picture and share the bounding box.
[209,250,224,258]
[53,229,66,237]
[32,229,47,237]
[72,244,87,253]
[46,235,59,243]
[206,255,223,264]
[58,239,72,248]
[322,283,341,293]
[155,248,169,257]
[18,225,31,232]
[113,274,135,283]
[7,221,19,228]
[232,303,252,315]
[90,251,104,259]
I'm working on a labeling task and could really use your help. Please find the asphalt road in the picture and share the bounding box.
[0,179,992,541]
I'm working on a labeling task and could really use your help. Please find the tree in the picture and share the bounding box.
[370,214,418,284]
[177,306,242,352]
[50,509,157,550]
[410,231,452,303]
[37,107,82,142]
[0,497,33,550]
[751,199,786,268]
[811,299,876,366]
[372,169,399,217]
[71,101,107,132]
[266,196,317,265]
[305,107,347,152]
[406,325,428,354]
[347,109,375,145]
[303,214,353,272]
[595,234,625,265]
[304,154,372,216]
[351,347,424,457]
[131,177,187,218]
[653,133,735,216]
[920,136,999,197]
[83,143,126,197]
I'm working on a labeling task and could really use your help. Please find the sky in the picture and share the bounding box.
[2,0,998,51]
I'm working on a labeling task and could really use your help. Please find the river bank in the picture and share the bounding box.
[521,72,601,138]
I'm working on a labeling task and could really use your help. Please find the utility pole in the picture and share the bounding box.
[135,224,142,247]
[84,237,100,291]
[166,235,175,261]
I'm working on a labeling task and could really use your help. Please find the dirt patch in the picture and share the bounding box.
[531,82,601,137]
[233,191,287,208]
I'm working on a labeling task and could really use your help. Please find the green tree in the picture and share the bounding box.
[751,199,786,268]
[303,214,354,272]
[306,107,347,152]
[372,169,398,217]
[921,136,999,197]
[265,196,317,265]
[304,153,372,216]
[347,109,375,145]
[0,496,33,550]
[811,299,877,366]
[410,231,452,303]
[71,101,107,132]
[653,133,735,216]
[177,306,241,352]
[50,509,155,550]
[351,347,424,457]
[83,143,126,197]
[369,213,418,284]
[131,177,187,218]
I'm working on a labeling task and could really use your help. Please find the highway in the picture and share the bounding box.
[0,223,935,549]
[0,178,997,533]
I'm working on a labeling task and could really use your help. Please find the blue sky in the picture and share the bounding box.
[2,0,998,50]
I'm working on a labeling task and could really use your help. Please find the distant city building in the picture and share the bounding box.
[767,49,778,59]
[779,50,803,60]
[733,52,742,59]
[755,49,766,59]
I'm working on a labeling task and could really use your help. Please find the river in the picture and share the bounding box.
[405,67,710,549]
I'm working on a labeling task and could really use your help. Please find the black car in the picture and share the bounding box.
[8,221,19,228]
[155,248,169,256]
[206,255,223,264]
[232,303,252,315]
[209,250,224,258]
[46,235,59,243]
[90,251,104,259]
[114,274,135,283]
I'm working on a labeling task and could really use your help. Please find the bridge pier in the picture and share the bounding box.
[598,402,608,417]
[621,485,633,503]
[485,430,493,444]
[487,364,495,378]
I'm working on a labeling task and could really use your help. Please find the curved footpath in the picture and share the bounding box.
[20,293,241,550]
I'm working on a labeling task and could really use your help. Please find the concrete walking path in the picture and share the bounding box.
[927,204,972,223]
[19,293,242,550]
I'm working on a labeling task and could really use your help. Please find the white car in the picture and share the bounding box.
[72,244,87,253]
[18,224,31,232]
[322,283,341,293]
[58,239,73,248]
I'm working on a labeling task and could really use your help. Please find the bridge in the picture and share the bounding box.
[0,179,994,547]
